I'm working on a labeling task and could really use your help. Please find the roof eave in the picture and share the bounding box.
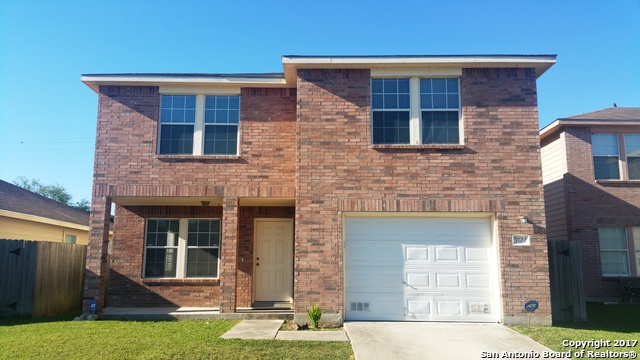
[282,55,557,85]
[0,209,89,231]
[81,75,289,93]
[82,55,557,92]
[540,118,640,141]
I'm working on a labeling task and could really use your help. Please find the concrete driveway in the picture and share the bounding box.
[345,322,554,360]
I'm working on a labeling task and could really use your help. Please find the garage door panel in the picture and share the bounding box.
[345,216,497,322]
[406,273,430,288]
[406,297,432,320]
[405,245,429,261]
[435,273,461,289]
[346,294,406,321]
[466,273,491,289]
[463,221,491,238]
[465,247,490,262]
[434,246,460,262]
[436,299,463,317]
[346,243,403,265]
[346,268,403,294]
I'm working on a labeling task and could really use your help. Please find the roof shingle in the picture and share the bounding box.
[0,180,89,226]
[562,107,640,121]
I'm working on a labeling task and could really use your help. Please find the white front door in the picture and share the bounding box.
[254,219,293,302]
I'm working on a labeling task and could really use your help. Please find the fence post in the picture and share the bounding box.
[548,240,587,322]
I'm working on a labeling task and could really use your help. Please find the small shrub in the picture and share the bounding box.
[307,303,323,329]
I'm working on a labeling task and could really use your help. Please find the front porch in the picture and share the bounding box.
[84,193,296,316]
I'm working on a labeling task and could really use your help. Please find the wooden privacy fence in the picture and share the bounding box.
[0,240,86,318]
[548,240,587,322]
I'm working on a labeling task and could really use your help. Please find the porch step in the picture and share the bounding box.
[98,307,293,321]
[250,301,292,310]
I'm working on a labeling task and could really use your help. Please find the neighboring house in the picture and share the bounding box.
[540,107,640,302]
[0,179,89,244]
[81,54,556,326]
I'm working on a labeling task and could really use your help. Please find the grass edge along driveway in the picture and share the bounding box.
[0,314,354,360]
[511,303,640,359]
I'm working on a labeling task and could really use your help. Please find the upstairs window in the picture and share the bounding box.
[159,95,196,155]
[625,134,640,180]
[371,79,410,144]
[592,133,640,180]
[592,134,620,180]
[204,96,239,155]
[420,79,460,144]
[371,77,461,145]
[159,94,239,156]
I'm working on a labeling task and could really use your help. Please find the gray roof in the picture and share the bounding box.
[0,180,89,227]
[540,107,640,140]
[561,107,640,121]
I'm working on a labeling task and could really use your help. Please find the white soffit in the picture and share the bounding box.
[283,55,556,86]
[82,55,556,92]
[81,75,288,93]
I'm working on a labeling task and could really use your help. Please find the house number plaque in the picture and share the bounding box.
[511,234,531,246]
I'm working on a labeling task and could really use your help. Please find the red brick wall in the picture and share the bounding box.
[563,127,640,300]
[109,205,295,307]
[92,85,297,309]
[109,205,223,307]
[294,68,551,324]
[92,86,296,198]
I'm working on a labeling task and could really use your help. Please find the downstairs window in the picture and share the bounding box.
[144,218,220,278]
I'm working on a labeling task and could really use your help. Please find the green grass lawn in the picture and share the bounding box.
[512,303,640,359]
[0,313,354,360]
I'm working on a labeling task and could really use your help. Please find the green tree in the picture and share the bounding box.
[13,176,90,213]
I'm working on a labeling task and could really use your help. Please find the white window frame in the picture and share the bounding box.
[624,134,640,180]
[592,133,621,180]
[599,227,635,277]
[419,78,461,145]
[371,76,462,145]
[64,234,77,244]
[158,92,240,156]
[143,218,221,279]
[592,133,640,181]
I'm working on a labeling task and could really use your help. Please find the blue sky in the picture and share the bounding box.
[1,0,639,203]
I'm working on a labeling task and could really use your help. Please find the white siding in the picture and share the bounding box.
[541,132,568,184]
[541,132,569,240]
[544,181,568,241]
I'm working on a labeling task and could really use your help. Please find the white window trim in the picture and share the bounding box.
[158,93,240,156]
[143,218,221,279]
[624,134,640,180]
[371,76,462,145]
[599,227,635,277]
[592,132,640,181]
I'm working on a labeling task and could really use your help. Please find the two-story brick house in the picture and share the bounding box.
[82,55,556,325]
[540,107,640,302]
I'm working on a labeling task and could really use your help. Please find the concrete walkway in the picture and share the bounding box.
[221,320,284,340]
[220,320,350,341]
[345,322,553,360]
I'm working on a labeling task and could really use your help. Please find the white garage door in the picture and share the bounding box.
[344,216,498,322]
